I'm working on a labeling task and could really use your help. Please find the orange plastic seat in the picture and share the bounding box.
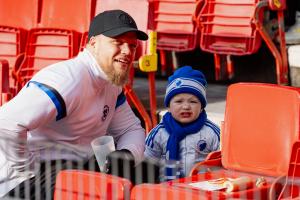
[0,59,12,105]
[196,0,288,84]
[269,141,300,199]
[131,83,300,199]
[38,0,93,33]
[14,0,93,90]
[131,183,207,200]
[150,0,200,52]
[149,0,202,79]
[0,0,39,88]
[0,0,38,68]
[54,170,132,200]
[16,28,80,87]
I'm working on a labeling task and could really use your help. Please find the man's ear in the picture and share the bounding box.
[88,36,97,47]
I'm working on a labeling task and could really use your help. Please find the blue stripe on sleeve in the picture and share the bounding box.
[146,123,164,148]
[115,91,126,109]
[27,81,66,121]
[205,120,220,141]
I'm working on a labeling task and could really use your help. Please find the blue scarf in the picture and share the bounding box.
[163,111,207,161]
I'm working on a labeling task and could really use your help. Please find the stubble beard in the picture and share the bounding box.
[104,66,130,86]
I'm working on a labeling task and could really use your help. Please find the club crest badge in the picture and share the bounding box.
[197,140,207,151]
[102,105,110,121]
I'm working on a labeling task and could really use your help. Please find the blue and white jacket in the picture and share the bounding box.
[144,119,220,179]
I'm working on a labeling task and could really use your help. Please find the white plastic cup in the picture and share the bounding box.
[91,135,115,172]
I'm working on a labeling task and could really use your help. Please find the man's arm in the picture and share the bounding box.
[107,100,145,165]
[0,84,57,182]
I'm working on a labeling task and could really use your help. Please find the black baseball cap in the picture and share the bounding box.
[88,9,148,41]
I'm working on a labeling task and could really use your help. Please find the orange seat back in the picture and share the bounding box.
[0,0,39,74]
[39,0,93,32]
[222,83,300,176]
[131,183,204,200]
[54,170,132,200]
[0,59,12,105]
[198,0,262,55]
[0,0,38,29]
[151,0,199,51]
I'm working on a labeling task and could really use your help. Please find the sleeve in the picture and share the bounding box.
[107,99,145,165]
[0,83,57,184]
[144,125,164,163]
[209,132,220,152]
[206,120,221,152]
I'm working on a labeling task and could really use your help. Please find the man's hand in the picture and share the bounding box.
[105,149,135,180]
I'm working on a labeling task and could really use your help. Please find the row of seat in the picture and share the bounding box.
[0,0,290,92]
[54,83,300,199]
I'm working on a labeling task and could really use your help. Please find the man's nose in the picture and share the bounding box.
[121,44,132,55]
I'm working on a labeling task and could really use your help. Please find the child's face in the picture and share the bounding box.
[168,93,202,124]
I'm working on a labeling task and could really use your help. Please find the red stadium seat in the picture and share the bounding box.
[149,0,202,78]
[195,0,288,84]
[0,0,39,88]
[0,59,12,105]
[150,0,200,52]
[14,0,93,89]
[54,170,132,200]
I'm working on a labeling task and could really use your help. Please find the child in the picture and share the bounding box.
[144,66,220,181]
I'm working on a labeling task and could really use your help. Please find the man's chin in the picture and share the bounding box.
[109,74,129,86]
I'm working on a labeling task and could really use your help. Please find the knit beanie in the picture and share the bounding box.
[164,66,207,108]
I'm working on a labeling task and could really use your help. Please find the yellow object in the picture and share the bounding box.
[273,0,281,9]
[139,31,158,72]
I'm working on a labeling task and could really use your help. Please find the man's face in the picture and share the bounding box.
[89,32,138,86]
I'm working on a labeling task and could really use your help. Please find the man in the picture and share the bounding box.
[0,9,148,199]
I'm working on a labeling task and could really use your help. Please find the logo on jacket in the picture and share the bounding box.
[197,140,207,151]
[102,105,110,121]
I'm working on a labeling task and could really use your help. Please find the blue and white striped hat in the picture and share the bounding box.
[164,66,207,108]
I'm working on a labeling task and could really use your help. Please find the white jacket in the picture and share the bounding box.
[0,49,145,195]
[144,119,220,177]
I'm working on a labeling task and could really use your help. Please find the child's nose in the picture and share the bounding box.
[182,102,191,109]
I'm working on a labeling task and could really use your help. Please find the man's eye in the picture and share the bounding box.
[113,41,121,45]
[130,44,137,49]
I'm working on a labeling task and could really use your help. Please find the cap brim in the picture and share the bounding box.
[102,27,148,41]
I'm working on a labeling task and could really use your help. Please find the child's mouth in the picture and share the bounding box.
[181,112,191,118]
